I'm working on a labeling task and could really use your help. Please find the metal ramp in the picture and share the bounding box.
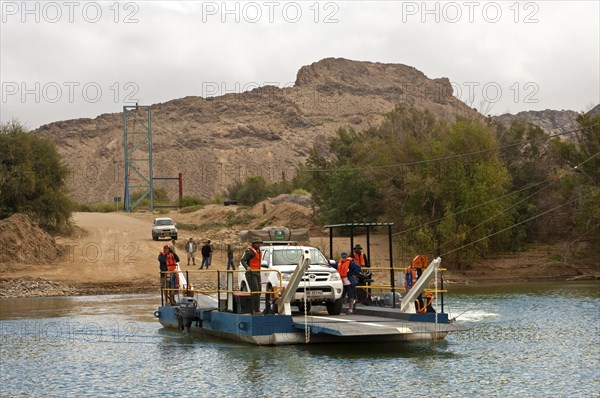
[292,312,467,340]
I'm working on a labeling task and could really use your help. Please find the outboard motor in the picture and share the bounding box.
[176,297,199,335]
[384,292,401,307]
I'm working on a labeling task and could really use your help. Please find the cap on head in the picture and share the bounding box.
[341,252,348,257]
[169,244,175,251]
[354,244,363,250]
[251,238,263,244]
[163,245,170,251]
[189,237,193,240]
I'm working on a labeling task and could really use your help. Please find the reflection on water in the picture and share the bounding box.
[1,285,599,397]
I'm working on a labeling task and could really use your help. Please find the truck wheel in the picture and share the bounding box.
[153,235,158,241]
[297,302,311,313]
[173,235,178,240]
[326,298,343,315]
[240,282,248,292]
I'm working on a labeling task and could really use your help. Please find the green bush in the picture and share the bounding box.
[180,195,205,207]
[77,203,117,213]
[292,188,310,196]
[225,211,256,226]
[130,187,171,207]
[0,120,74,232]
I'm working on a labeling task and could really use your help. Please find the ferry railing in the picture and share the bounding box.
[161,264,447,313]
[159,269,283,308]
[352,265,447,312]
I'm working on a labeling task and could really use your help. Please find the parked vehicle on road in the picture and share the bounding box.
[152,217,178,240]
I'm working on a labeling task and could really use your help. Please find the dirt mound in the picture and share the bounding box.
[175,204,242,225]
[173,201,317,249]
[0,214,64,265]
[253,202,314,229]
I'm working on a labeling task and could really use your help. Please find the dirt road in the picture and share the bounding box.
[8,212,159,287]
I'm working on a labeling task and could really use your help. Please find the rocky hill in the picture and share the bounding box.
[493,109,580,135]
[493,105,600,135]
[35,58,481,203]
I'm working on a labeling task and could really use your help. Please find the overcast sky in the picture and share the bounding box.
[1,0,598,129]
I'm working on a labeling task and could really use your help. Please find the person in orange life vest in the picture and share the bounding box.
[240,238,263,315]
[334,252,352,300]
[345,253,362,315]
[352,244,371,294]
[158,245,180,305]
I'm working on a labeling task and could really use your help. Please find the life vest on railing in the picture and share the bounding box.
[404,265,417,292]
[248,246,262,270]
[411,255,428,269]
[337,259,351,278]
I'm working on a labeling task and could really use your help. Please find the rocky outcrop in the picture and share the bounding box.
[493,109,582,135]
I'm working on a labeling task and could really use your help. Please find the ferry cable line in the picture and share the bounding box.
[382,176,559,241]
[304,124,599,173]
[439,193,590,259]
[449,301,484,323]
[437,178,558,250]
[439,150,600,249]
[369,150,599,244]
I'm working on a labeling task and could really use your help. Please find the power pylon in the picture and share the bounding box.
[123,104,153,211]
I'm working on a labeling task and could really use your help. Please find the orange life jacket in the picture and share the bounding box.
[338,259,351,278]
[166,252,177,271]
[248,246,262,270]
[353,252,366,266]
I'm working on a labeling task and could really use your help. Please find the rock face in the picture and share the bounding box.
[493,109,582,135]
[34,57,480,204]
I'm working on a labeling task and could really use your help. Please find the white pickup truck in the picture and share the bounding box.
[152,217,178,241]
[238,243,344,315]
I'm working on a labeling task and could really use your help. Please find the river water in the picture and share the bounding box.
[0,283,598,397]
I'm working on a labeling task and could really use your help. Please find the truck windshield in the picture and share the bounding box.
[156,220,173,226]
[272,248,328,266]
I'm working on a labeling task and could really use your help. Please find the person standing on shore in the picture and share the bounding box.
[185,237,196,266]
[200,240,212,269]
[207,239,214,267]
[226,244,235,270]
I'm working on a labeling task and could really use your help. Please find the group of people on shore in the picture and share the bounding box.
[181,238,235,270]
[182,238,237,270]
